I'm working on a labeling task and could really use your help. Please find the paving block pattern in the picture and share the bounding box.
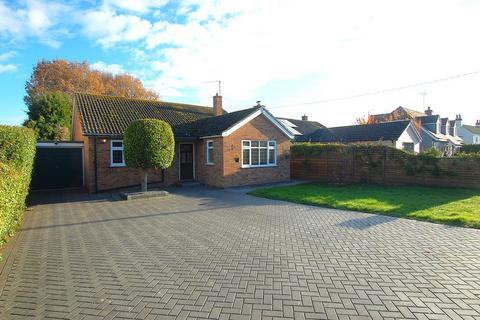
[0,187,479,319]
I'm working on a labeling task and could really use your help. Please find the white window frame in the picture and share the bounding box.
[241,140,277,168]
[206,140,214,165]
[110,140,125,167]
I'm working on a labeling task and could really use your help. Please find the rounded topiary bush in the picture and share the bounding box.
[123,119,175,191]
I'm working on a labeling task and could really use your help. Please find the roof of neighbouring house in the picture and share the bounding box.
[397,107,426,119]
[462,125,480,135]
[370,106,426,123]
[277,118,326,135]
[297,120,413,143]
[417,115,439,124]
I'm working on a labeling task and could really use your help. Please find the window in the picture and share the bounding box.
[206,140,214,164]
[242,140,277,167]
[110,140,125,167]
[402,142,414,153]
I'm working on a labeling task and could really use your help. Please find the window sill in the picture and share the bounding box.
[110,164,126,168]
[206,163,215,166]
[241,164,277,169]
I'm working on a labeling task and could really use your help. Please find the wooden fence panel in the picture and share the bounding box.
[291,149,480,189]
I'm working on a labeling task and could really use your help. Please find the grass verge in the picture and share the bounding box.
[249,183,480,228]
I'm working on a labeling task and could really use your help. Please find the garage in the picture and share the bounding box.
[31,142,84,190]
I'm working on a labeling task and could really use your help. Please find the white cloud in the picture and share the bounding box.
[0,0,69,48]
[0,64,17,73]
[81,7,152,47]
[105,0,168,13]
[0,51,16,62]
[138,0,480,126]
[91,61,125,75]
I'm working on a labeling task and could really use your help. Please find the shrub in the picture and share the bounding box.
[123,119,175,191]
[461,144,480,154]
[419,147,443,158]
[23,91,72,140]
[291,143,345,157]
[0,126,36,245]
[454,152,480,160]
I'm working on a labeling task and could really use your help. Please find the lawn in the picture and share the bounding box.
[249,183,480,228]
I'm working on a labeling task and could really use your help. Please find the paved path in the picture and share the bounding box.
[0,187,479,319]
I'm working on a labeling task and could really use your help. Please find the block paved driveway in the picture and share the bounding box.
[1,186,479,320]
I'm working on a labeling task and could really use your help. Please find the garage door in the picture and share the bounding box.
[31,142,84,190]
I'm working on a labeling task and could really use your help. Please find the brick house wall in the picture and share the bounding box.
[196,138,224,187]
[195,115,291,188]
[222,115,290,187]
[89,138,178,191]
[74,111,291,192]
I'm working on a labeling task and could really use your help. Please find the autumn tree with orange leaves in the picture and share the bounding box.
[25,59,159,104]
[24,59,159,140]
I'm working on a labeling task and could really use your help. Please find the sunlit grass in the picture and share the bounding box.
[249,183,480,228]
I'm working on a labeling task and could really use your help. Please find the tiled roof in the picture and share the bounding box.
[75,93,216,137]
[74,93,265,139]
[175,107,260,138]
[277,118,325,135]
[463,125,480,135]
[400,107,426,118]
[297,120,412,143]
[371,107,426,123]
[440,117,449,125]
[417,115,439,124]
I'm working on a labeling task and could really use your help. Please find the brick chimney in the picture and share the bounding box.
[476,120,480,128]
[213,94,222,116]
[301,114,308,121]
[425,106,433,116]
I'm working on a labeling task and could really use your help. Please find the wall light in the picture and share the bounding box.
[101,138,108,143]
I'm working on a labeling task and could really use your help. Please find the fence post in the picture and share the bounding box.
[383,147,387,185]
[352,148,355,182]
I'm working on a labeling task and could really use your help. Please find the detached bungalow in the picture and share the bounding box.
[296,120,422,153]
[72,93,294,192]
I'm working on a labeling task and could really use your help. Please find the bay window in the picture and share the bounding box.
[242,140,277,167]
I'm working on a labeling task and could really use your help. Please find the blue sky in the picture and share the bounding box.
[1,0,480,127]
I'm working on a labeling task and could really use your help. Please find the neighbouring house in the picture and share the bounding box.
[72,93,294,192]
[458,120,480,144]
[369,106,463,155]
[296,120,422,153]
[417,114,463,156]
[277,115,326,137]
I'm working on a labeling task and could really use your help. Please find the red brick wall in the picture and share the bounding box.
[85,137,181,192]
[291,148,480,189]
[220,114,291,188]
[196,138,224,187]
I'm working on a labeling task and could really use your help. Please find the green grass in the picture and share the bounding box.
[249,183,480,228]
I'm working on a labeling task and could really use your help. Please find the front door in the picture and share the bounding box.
[179,143,194,180]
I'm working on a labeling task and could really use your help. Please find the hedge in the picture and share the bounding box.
[0,126,36,246]
[461,144,480,154]
[291,143,409,158]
